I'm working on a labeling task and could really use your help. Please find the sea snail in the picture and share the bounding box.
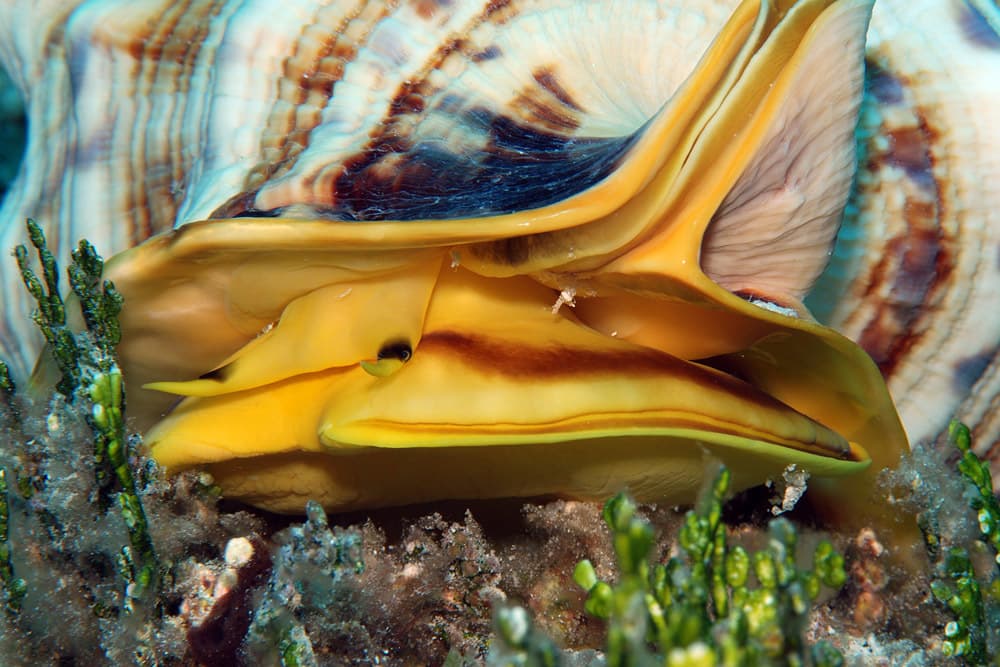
[2,0,993,520]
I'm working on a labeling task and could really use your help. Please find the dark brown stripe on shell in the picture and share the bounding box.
[511,70,583,132]
[102,0,229,244]
[315,0,628,221]
[854,65,953,378]
[248,1,378,191]
[469,44,502,61]
[533,67,584,112]
[322,0,517,204]
[953,343,1000,394]
[483,0,517,25]
[125,0,192,244]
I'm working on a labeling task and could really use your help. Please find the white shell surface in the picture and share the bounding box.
[0,0,740,379]
[0,0,998,465]
[809,0,1000,459]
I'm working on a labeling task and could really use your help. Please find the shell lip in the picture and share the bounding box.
[317,421,871,470]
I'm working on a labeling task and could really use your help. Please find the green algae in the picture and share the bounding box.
[13,219,157,605]
[920,421,1000,663]
[571,470,846,667]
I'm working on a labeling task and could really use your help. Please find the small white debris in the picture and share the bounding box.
[771,464,810,515]
[855,527,885,557]
[224,536,255,568]
[750,298,799,318]
[551,287,577,314]
[450,250,461,269]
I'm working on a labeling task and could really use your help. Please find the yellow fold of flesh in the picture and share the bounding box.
[147,268,868,512]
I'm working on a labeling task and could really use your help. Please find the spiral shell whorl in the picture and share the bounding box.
[811,0,1000,458]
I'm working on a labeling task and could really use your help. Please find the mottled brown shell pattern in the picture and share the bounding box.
[0,0,737,374]
[810,0,1000,460]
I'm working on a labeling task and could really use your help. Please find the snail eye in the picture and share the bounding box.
[361,340,413,378]
[377,340,413,363]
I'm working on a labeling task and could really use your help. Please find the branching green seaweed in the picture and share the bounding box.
[950,422,1000,565]
[0,361,15,423]
[10,219,157,606]
[920,421,1000,663]
[491,468,848,667]
[572,468,846,666]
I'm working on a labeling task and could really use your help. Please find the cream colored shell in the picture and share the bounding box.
[812,0,1000,457]
[0,0,741,377]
